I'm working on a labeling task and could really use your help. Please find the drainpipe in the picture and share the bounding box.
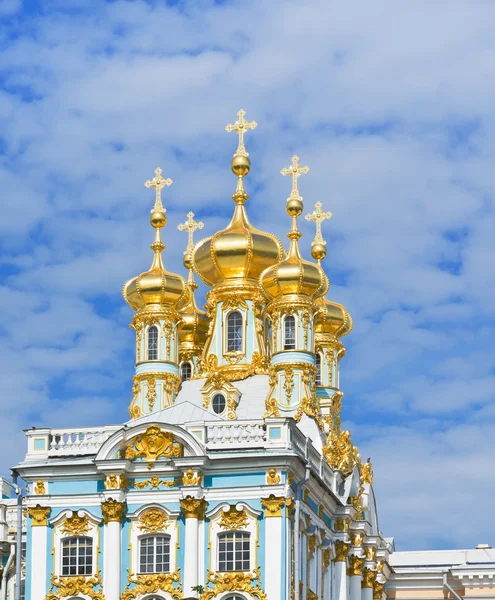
[1,543,15,600]
[294,466,311,600]
[12,472,22,600]
[443,572,463,600]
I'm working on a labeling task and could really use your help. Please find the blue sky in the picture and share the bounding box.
[0,0,494,551]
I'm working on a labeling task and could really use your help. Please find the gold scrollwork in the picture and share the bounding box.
[60,512,90,536]
[122,571,182,600]
[362,568,377,589]
[201,567,267,600]
[138,508,169,534]
[373,581,385,600]
[104,474,129,490]
[180,496,207,520]
[348,555,365,576]
[101,499,126,524]
[283,366,294,403]
[133,475,181,490]
[334,540,350,562]
[120,426,183,468]
[45,570,104,600]
[218,506,249,530]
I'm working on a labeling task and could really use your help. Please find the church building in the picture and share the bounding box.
[2,110,493,600]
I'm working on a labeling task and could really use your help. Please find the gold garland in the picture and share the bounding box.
[201,568,266,600]
[122,571,182,600]
[133,475,181,490]
[45,570,104,600]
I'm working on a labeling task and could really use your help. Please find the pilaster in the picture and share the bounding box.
[180,495,207,597]
[28,505,50,600]
[333,540,350,600]
[262,496,285,600]
[101,499,126,600]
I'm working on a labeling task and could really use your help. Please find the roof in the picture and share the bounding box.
[390,547,495,568]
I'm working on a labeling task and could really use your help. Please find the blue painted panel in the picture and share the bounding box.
[271,350,315,366]
[203,472,265,488]
[49,480,100,495]
[307,496,318,514]
[323,513,332,529]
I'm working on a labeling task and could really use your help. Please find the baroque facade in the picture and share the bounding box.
[2,110,493,600]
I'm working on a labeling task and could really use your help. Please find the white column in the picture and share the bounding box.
[333,541,349,600]
[261,496,285,600]
[180,496,207,598]
[101,500,126,600]
[361,568,376,600]
[28,506,50,600]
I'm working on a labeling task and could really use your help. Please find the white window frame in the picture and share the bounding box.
[180,361,193,381]
[315,352,322,385]
[147,325,160,361]
[283,315,297,350]
[223,309,246,356]
[138,534,172,574]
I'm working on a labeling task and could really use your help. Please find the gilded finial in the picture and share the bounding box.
[281,155,309,202]
[178,211,204,253]
[225,109,257,158]
[145,167,173,214]
[305,201,332,261]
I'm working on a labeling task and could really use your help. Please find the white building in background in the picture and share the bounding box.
[0,110,493,600]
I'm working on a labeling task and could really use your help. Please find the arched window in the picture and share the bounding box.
[61,537,93,576]
[218,531,250,572]
[147,326,159,360]
[181,362,192,381]
[315,353,322,385]
[284,315,296,350]
[139,535,171,573]
[212,393,226,415]
[264,318,272,357]
[226,311,243,352]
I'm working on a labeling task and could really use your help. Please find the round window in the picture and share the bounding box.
[212,393,226,414]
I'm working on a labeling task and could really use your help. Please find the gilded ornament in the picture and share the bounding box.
[133,475,181,490]
[60,512,90,536]
[283,367,294,403]
[120,426,183,467]
[218,506,249,531]
[334,517,349,532]
[201,567,266,600]
[281,155,309,202]
[306,588,318,600]
[263,397,280,419]
[361,458,374,485]
[146,377,157,412]
[348,555,365,576]
[180,496,207,520]
[182,469,202,486]
[351,532,364,547]
[288,472,294,485]
[318,504,324,518]
[349,487,364,521]
[138,508,169,533]
[334,540,350,562]
[101,499,126,524]
[222,294,248,311]
[104,474,119,489]
[34,481,46,495]
[322,548,331,569]
[144,166,172,213]
[365,546,377,560]
[373,581,385,600]
[305,201,332,245]
[261,495,285,517]
[362,568,377,589]
[266,469,280,485]
[323,429,360,476]
[128,405,141,420]
[45,570,104,600]
[308,534,317,554]
[294,394,324,430]
[225,109,257,158]
[122,571,182,600]
[302,310,310,348]
[28,505,51,527]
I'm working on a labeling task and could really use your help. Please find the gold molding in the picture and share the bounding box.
[122,571,182,600]
[101,499,126,524]
[180,496,207,520]
[45,570,104,600]
[201,567,266,600]
[28,505,51,527]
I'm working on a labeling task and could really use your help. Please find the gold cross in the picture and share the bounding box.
[281,155,309,200]
[145,167,173,212]
[178,211,204,250]
[305,201,332,243]
[225,109,257,157]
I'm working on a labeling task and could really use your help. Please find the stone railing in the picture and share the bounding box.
[25,426,121,460]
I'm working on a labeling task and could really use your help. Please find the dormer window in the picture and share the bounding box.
[284,316,296,350]
[147,326,159,360]
[181,362,192,381]
[212,393,226,415]
[226,311,243,352]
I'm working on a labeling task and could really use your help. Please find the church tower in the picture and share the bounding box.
[123,168,188,418]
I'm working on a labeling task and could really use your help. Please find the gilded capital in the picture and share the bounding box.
[101,499,126,524]
[373,581,385,600]
[335,517,349,532]
[362,567,377,589]
[261,495,286,517]
[180,495,207,520]
[333,540,350,562]
[348,554,365,576]
[28,504,51,527]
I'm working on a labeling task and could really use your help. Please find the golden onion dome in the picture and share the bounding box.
[315,296,353,338]
[193,155,284,287]
[179,268,209,348]
[123,168,188,313]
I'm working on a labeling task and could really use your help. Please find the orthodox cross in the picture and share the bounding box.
[178,211,204,251]
[145,167,173,212]
[305,201,332,243]
[281,155,309,200]
[225,109,257,157]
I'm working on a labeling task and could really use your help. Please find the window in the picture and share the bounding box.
[284,316,296,350]
[227,311,243,352]
[181,362,192,381]
[212,393,226,415]
[147,326,159,360]
[61,537,93,576]
[264,318,272,356]
[315,353,321,385]
[139,536,171,574]
[218,531,250,572]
